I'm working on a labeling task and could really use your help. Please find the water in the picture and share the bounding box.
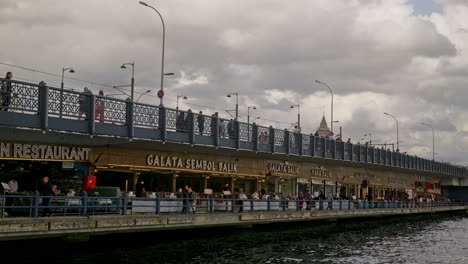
[3,214,467,264]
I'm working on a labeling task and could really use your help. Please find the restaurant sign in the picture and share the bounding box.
[310,167,331,178]
[267,163,300,175]
[146,154,238,173]
[0,143,91,161]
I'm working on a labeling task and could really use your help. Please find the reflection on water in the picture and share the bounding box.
[3,214,468,264]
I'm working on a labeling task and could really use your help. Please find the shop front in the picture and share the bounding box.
[0,142,91,194]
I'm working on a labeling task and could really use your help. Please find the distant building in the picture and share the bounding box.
[315,115,330,137]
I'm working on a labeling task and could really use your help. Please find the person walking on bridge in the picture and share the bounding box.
[1,72,13,111]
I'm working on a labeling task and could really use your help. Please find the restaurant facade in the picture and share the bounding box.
[0,140,452,200]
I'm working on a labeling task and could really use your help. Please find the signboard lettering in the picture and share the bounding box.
[146,154,238,173]
[0,143,90,161]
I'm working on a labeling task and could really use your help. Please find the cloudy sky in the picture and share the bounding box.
[1,0,468,164]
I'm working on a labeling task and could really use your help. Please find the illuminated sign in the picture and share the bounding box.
[146,154,238,173]
[0,143,90,161]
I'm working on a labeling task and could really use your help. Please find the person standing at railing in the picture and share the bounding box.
[95,90,105,123]
[37,176,53,217]
[78,87,93,120]
[1,72,13,111]
[227,119,235,139]
[197,111,205,135]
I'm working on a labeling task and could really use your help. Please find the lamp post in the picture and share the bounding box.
[120,62,135,101]
[290,104,300,131]
[421,122,435,160]
[60,67,75,118]
[139,1,167,106]
[136,90,152,103]
[176,95,188,109]
[227,92,239,121]
[315,80,334,133]
[384,112,399,151]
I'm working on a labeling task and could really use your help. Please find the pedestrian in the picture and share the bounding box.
[78,87,92,120]
[187,186,195,213]
[222,184,230,199]
[37,176,53,216]
[135,179,146,197]
[238,188,246,212]
[1,72,13,111]
[7,178,18,193]
[197,111,205,135]
[176,111,185,132]
[327,192,333,210]
[182,185,189,213]
[347,138,351,144]
[95,90,105,123]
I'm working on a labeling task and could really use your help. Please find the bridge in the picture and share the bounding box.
[0,78,466,178]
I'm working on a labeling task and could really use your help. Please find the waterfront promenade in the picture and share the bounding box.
[0,194,465,241]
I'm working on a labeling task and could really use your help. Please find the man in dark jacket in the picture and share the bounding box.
[37,176,53,216]
[1,72,13,111]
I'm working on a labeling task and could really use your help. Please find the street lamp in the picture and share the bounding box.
[364,133,372,145]
[384,112,399,151]
[315,80,334,133]
[227,92,239,121]
[120,62,135,101]
[176,95,188,109]
[290,104,300,131]
[139,1,167,106]
[247,106,256,125]
[60,67,75,118]
[421,122,435,160]
[136,90,152,103]
[247,106,257,141]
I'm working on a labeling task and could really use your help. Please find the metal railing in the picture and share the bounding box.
[0,78,466,177]
[0,193,465,218]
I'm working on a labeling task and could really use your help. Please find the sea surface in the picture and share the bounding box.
[3,213,467,264]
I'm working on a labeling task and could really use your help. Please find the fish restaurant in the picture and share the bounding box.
[0,140,446,202]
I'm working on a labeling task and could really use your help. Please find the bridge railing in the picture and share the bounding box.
[0,78,466,177]
[0,192,465,218]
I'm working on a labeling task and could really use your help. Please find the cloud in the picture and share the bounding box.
[0,0,467,164]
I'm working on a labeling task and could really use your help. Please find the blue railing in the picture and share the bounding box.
[0,78,466,177]
[0,193,464,218]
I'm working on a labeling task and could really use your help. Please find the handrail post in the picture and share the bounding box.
[234,121,240,149]
[269,126,275,153]
[322,138,326,158]
[250,198,254,212]
[159,106,167,141]
[332,139,336,159]
[121,192,128,216]
[187,110,195,144]
[212,116,219,147]
[285,129,290,154]
[155,194,161,215]
[38,82,49,131]
[81,191,88,216]
[319,198,323,210]
[310,134,316,156]
[282,198,287,211]
[339,198,342,210]
[88,94,96,135]
[33,191,40,218]
[127,100,134,138]
[348,198,351,209]
[252,123,259,151]
[184,195,189,214]
[231,196,236,212]
[298,133,304,156]
[296,198,300,211]
[267,198,271,212]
